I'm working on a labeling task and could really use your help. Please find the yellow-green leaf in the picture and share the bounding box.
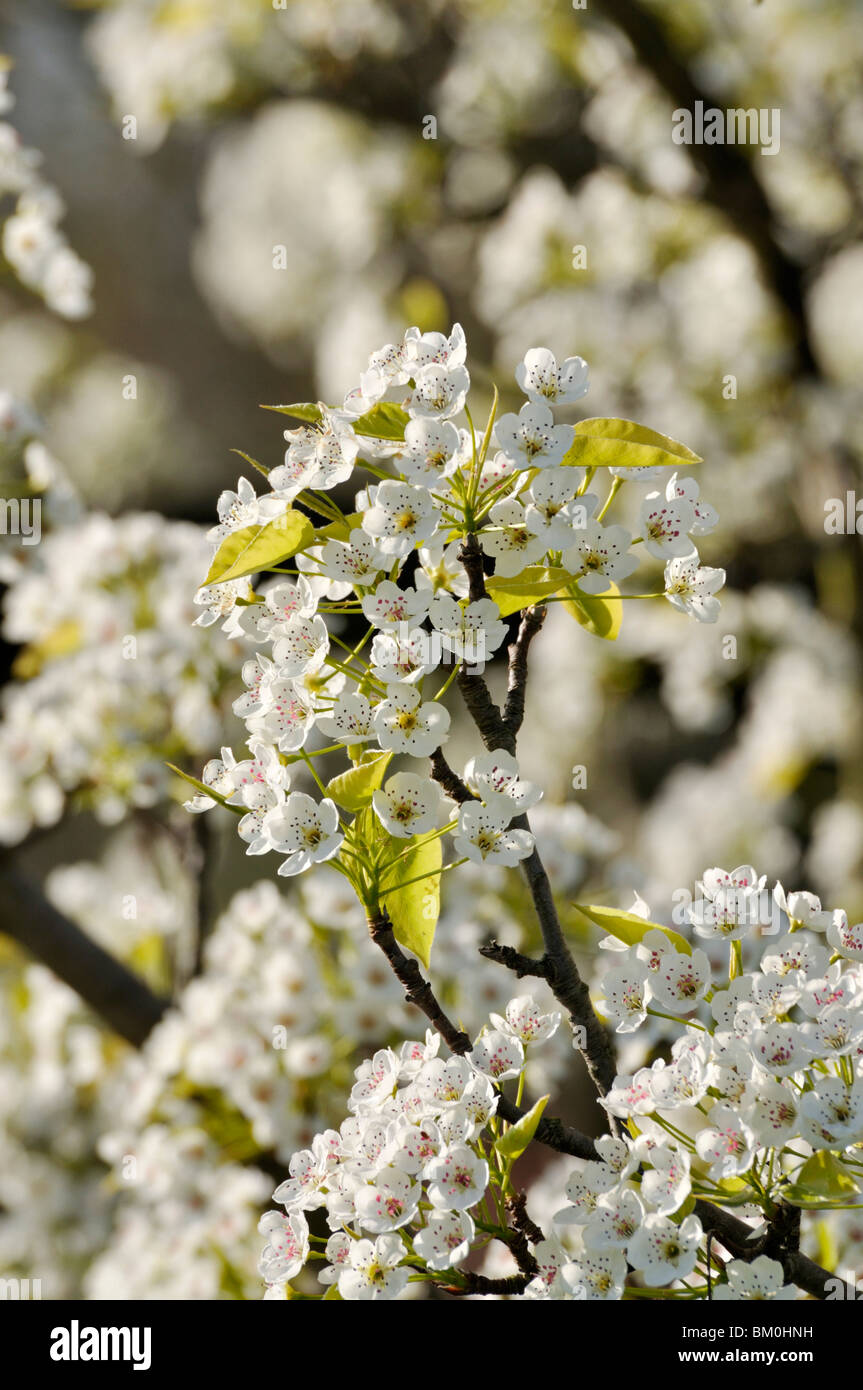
[352,402,410,441]
[204,510,315,586]
[564,583,623,641]
[261,402,322,425]
[561,418,702,470]
[573,903,692,956]
[379,830,443,969]
[322,1282,343,1300]
[260,401,408,443]
[313,511,364,545]
[786,1152,862,1209]
[485,566,569,618]
[325,753,392,812]
[495,1094,550,1160]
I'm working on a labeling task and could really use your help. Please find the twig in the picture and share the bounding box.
[503,606,546,737]
[455,534,619,1108]
[507,1191,544,1249]
[429,749,475,804]
[479,940,552,980]
[367,909,472,1054]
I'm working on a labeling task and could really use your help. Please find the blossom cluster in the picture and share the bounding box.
[259,861,863,1300]
[0,65,93,318]
[573,866,863,1293]
[257,997,562,1300]
[0,442,241,842]
[190,324,724,897]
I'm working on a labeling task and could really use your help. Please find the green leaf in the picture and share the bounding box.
[786,1152,862,1209]
[261,402,322,425]
[204,510,315,586]
[379,830,443,969]
[164,763,244,816]
[322,1282,343,1300]
[561,418,702,470]
[485,566,569,618]
[313,511,364,545]
[260,400,409,444]
[352,402,410,441]
[495,1094,550,1160]
[325,753,392,812]
[573,903,692,956]
[564,582,623,641]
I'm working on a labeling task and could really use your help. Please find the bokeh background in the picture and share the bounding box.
[0,0,862,1298]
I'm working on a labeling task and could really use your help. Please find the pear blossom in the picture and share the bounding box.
[695,1103,757,1180]
[489,995,561,1044]
[397,417,463,484]
[463,748,542,816]
[470,1028,525,1081]
[361,581,429,629]
[495,401,574,471]
[337,1234,410,1301]
[413,1212,475,1271]
[515,347,590,408]
[664,472,719,535]
[638,494,695,560]
[425,1145,489,1211]
[372,684,451,756]
[649,948,711,1013]
[481,497,548,576]
[315,692,375,744]
[354,1166,421,1233]
[663,552,726,623]
[372,772,451,838]
[714,1256,797,1301]
[564,1249,627,1301]
[361,480,440,557]
[409,362,470,419]
[427,595,509,664]
[318,531,386,588]
[452,802,534,865]
[257,1210,310,1284]
[264,794,342,876]
[562,521,638,594]
[627,1212,702,1286]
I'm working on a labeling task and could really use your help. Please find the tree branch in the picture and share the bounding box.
[429,749,475,804]
[479,940,552,980]
[503,606,546,737]
[367,909,472,1054]
[454,535,619,1103]
[0,866,169,1048]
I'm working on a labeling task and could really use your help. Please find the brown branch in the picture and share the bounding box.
[456,534,619,1109]
[367,909,472,1054]
[429,749,475,804]
[444,1271,531,1297]
[479,940,552,980]
[0,867,170,1048]
[693,1199,849,1302]
[507,1191,544,1250]
[503,606,546,737]
[496,1095,600,1162]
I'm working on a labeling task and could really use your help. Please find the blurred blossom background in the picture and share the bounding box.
[0,0,862,1298]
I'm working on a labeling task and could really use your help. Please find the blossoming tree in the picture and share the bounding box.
[175,322,861,1300]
